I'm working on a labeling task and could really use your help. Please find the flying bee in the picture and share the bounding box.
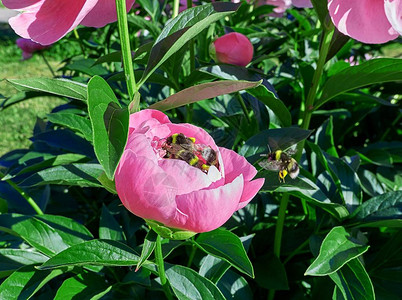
[258,145,299,182]
[162,133,219,172]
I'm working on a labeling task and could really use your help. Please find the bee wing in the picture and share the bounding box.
[285,148,297,156]
[259,160,282,171]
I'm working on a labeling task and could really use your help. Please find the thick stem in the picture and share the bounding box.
[155,234,173,300]
[0,171,44,215]
[116,0,138,107]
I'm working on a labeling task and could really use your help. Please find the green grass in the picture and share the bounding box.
[0,25,64,156]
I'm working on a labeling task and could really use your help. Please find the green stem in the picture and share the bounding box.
[187,242,197,267]
[173,0,180,18]
[155,234,173,300]
[237,93,251,123]
[273,194,289,258]
[116,0,138,107]
[40,53,56,77]
[73,29,87,58]
[0,171,44,215]
[300,24,334,130]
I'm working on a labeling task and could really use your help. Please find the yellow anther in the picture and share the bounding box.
[189,156,199,166]
[171,133,178,144]
[275,150,282,161]
[189,137,196,143]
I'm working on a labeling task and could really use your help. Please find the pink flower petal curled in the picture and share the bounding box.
[129,109,171,134]
[8,0,99,45]
[237,178,265,209]
[125,133,158,164]
[219,147,257,184]
[384,0,402,36]
[115,150,178,223]
[80,0,136,28]
[168,175,244,232]
[328,0,399,44]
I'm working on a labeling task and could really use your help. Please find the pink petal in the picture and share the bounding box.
[2,0,42,9]
[129,109,171,133]
[8,0,99,45]
[158,159,213,195]
[213,32,254,67]
[237,178,265,209]
[167,175,244,232]
[385,0,402,36]
[328,0,399,44]
[80,0,136,28]
[16,38,49,52]
[219,147,257,184]
[115,150,178,223]
[125,133,158,164]
[292,0,312,8]
[22,51,33,60]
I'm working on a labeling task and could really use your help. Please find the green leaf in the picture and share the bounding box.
[2,153,89,180]
[305,226,369,276]
[254,254,289,290]
[165,264,226,300]
[239,128,312,163]
[329,258,375,300]
[39,240,140,270]
[127,14,161,37]
[317,58,402,109]
[136,230,157,271]
[7,78,87,101]
[315,117,338,157]
[54,272,112,300]
[350,191,402,227]
[99,205,125,242]
[0,215,69,256]
[199,65,290,127]
[217,270,253,300]
[199,255,231,284]
[139,2,240,85]
[149,80,261,111]
[20,163,104,187]
[196,229,254,278]
[247,85,291,127]
[87,76,129,180]
[47,113,93,141]
[0,265,67,300]
[0,249,48,278]
[97,172,117,194]
[311,0,329,25]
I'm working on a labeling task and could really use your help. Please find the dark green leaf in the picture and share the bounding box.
[329,258,375,300]
[20,163,104,187]
[217,270,253,300]
[54,272,112,300]
[7,78,87,101]
[99,205,125,242]
[315,117,338,157]
[47,113,93,141]
[127,14,161,37]
[196,229,254,278]
[165,264,226,300]
[140,2,240,85]
[0,249,48,278]
[305,226,369,276]
[350,191,402,227]
[149,80,261,111]
[0,265,67,300]
[87,76,129,180]
[317,58,402,109]
[254,254,289,290]
[239,128,312,163]
[39,240,140,270]
[136,230,157,271]
[97,172,117,194]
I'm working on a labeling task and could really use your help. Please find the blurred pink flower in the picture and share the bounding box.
[211,32,254,67]
[328,0,402,44]
[3,0,136,45]
[261,0,312,16]
[16,38,50,60]
[115,109,264,234]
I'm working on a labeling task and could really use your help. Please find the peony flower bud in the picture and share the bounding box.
[115,109,264,239]
[210,32,254,67]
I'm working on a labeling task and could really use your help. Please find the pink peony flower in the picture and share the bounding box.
[16,38,50,60]
[211,32,254,67]
[3,0,136,45]
[328,0,402,44]
[115,109,264,236]
[260,0,312,16]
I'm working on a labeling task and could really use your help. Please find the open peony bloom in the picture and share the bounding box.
[115,110,264,237]
[211,32,254,67]
[16,38,50,60]
[328,0,402,44]
[3,0,136,45]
